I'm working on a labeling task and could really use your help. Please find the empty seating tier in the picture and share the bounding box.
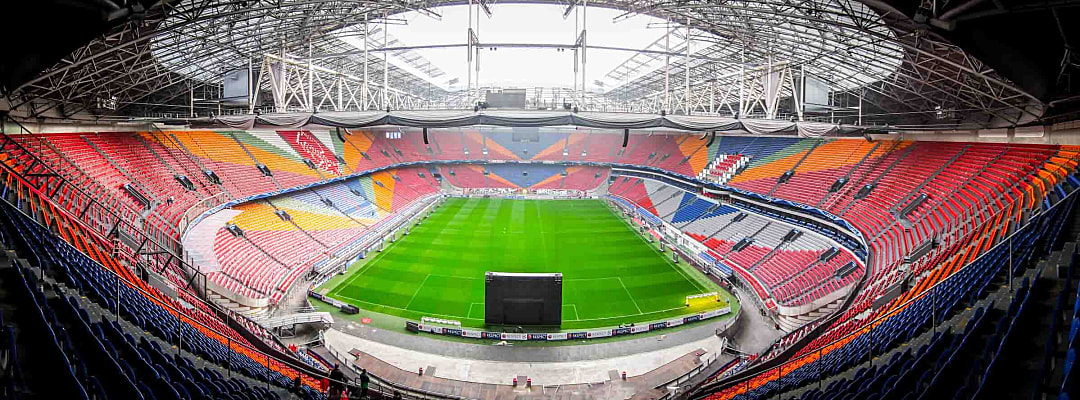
[5,126,1078,400]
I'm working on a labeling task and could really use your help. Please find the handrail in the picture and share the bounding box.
[0,117,317,374]
[684,179,1078,399]
[0,119,191,285]
[3,121,1072,400]
[178,191,228,235]
[609,186,865,367]
[0,169,312,375]
[0,119,438,353]
[681,148,1076,389]
[323,337,468,400]
[0,165,444,400]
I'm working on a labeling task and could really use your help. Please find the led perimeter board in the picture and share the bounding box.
[484,272,562,326]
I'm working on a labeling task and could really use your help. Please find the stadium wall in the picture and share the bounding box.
[612,167,868,258]
[866,121,1080,144]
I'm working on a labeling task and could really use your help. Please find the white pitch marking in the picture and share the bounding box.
[618,277,645,315]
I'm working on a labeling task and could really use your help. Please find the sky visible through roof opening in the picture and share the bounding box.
[344,4,712,93]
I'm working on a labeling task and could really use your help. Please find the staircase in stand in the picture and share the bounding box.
[698,154,750,185]
[228,132,283,190]
[81,136,179,228]
[816,141,884,208]
[767,139,825,197]
[891,144,971,216]
[264,200,331,250]
[836,143,919,216]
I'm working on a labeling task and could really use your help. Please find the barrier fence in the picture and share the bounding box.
[681,181,1078,400]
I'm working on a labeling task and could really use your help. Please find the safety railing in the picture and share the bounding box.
[682,182,1078,400]
[0,174,457,400]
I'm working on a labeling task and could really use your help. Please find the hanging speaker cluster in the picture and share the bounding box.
[423,127,429,144]
[622,129,629,147]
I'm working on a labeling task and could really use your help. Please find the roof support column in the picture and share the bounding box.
[582,0,587,104]
[245,55,250,109]
[789,65,804,121]
[684,15,691,115]
[573,4,579,104]
[383,14,389,110]
[247,57,254,113]
[710,81,715,114]
[467,0,473,101]
[474,7,481,102]
[738,48,745,118]
[858,88,863,125]
[362,14,369,110]
[279,41,287,112]
[663,21,671,114]
[308,41,314,112]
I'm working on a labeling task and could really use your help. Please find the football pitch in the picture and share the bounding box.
[320,197,732,330]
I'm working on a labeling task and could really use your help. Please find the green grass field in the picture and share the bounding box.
[319,197,731,330]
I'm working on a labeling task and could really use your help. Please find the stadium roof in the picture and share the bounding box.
[2,0,1077,130]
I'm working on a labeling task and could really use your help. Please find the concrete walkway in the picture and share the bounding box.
[324,329,729,386]
[330,309,736,363]
[726,286,784,354]
[182,208,242,274]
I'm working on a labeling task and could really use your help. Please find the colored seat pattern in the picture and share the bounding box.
[0,172,327,399]
[8,126,1080,400]
[208,166,440,303]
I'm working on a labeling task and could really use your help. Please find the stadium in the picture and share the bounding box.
[2,1,1080,400]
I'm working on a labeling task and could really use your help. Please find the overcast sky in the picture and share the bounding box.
[367,4,692,92]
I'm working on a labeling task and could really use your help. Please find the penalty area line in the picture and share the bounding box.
[467,302,485,319]
[607,202,711,295]
[618,277,645,315]
[402,274,432,311]
[334,293,484,321]
[562,304,580,321]
[568,305,689,322]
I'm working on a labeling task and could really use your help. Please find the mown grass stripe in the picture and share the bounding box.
[325,197,728,330]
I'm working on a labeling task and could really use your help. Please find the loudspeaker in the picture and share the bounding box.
[864,134,873,143]
[706,131,716,147]
[622,129,629,147]
[423,128,429,144]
